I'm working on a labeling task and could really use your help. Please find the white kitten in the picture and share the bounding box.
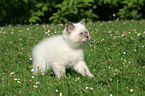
[32,19,94,79]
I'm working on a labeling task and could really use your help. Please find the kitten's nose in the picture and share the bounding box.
[86,36,90,40]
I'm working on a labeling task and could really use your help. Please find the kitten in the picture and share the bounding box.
[32,19,94,79]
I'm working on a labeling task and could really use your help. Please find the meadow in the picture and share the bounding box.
[0,20,145,96]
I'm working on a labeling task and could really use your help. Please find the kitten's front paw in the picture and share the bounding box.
[88,74,95,79]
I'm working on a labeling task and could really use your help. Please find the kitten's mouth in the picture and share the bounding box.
[82,36,90,41]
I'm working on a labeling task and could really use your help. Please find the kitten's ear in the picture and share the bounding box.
[80,18,85,25]
[66,21,74,33]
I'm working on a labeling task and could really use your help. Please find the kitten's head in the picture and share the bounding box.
[63,19,90,45]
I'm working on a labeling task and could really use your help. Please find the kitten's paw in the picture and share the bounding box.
[88,74,95,79]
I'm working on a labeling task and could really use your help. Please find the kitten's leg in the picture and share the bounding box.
[53,65,66,79]
[33,61,39,75]
[33,60,46,75]
[74,61,94,78]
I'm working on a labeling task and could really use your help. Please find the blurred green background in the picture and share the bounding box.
[1,0,145,24]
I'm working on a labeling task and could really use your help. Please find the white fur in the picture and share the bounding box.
[32,19,94,79]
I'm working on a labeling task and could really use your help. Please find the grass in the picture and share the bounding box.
[0,20,145,96]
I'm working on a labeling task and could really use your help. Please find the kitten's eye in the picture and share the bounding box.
[85,31,88,34]
[80,33,83,36]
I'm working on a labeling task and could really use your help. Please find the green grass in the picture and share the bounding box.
[0,20,145,96]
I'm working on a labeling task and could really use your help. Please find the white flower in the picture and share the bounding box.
[29,58,32,60]
[113,13,116,17]
[48,30,50,32]
[90,88,93,90]
[31,69,34,72]
[124,59,127,62]
[60,92,62,96]
[75,77,80,81]
[34,85,37,88]
[130,89,133,92]
[36,82,40,84]
[110,34,113,36]
[31,76,34,78]
[56,90,58,92]
[137,33,141,36]
[86,87,89,89]
[10,72,14,75]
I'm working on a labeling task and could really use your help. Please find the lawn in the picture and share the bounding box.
[0,20,145,96]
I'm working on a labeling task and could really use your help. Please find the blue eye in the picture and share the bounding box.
[80,33,83,35]
[85,31,88,34]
